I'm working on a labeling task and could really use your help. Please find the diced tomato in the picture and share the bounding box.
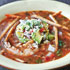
[23,29,25,32]
[45,53,55,62]
[50,53,55,58]
[68,49,70,52]
[45,56,50,62]
[40,28,45,32]
[30,29,33,34]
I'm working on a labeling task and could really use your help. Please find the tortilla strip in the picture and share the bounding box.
[50,15,70,37]
[5,14,19,18]
[0,17,20,40]
[64,35,70,40]
[49,14,70,51]
[32,15,69,31]
[64,31,70,36]
[62,30,70,39]
[49,15,58,52]
[23,40,34,47]
[53,11,62,17]
[5,21,20,41]
[54,27,58,52]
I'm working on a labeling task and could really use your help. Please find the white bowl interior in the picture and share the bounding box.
[0,0,70,70]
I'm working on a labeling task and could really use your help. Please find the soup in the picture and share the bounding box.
[0,11,70,64]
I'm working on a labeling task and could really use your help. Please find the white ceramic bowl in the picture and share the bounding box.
[0,0,70,70]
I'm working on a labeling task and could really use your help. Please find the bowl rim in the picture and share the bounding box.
[0,0,70,70]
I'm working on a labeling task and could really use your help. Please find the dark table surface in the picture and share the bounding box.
[0,0,70,70]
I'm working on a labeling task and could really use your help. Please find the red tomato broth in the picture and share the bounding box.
[0,11,70,64]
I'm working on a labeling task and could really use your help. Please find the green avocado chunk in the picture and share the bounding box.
[19,37,29,43]
[32,30,43,44]
[47,34,54,40]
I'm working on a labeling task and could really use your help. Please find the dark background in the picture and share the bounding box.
[0,0,70,70]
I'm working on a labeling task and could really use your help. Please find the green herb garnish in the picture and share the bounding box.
[56,49,62,57]
[58,40,65,47]
[36,58,42,63]
[56,49,61,54]
[57,54,62,57]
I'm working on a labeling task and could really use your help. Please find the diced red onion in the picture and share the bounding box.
[32,43,38,49]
